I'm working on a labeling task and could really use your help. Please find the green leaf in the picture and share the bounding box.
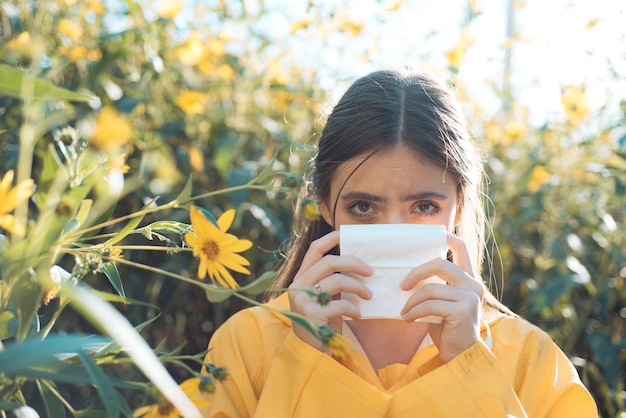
[527,274,582,315]
[228,168,253,207]
[74,409,111,418]
[0,64,96,102]
[279,310,319,339]
[93,290,158,309]
[14,363,141,388]
[100,262,125,298]
[214,132,239,179]
[133,313,162,334]
[136,221,191,240]
[74,199,93,228]
[0,401,22,411]
[586,329,623,390]
[11,272,41,340]
[174,175,193,207]
[240,271,277,296]
[253,153,278,184]
[205,286,235,303]
[79,351,127,418]
[104,199,157,245]
[66,285,201,416]
[0,334,110,375]
[37,380,67,418]
[0,310,15,339]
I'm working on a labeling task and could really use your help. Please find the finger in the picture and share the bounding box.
[299,298,362,322]
[298,231,341,273]
[446,233,476,277]
[294,254,373,288]
[401,282,473,312]
[401,291,481,322]
[314,273,373,299]
[400,258,484,298]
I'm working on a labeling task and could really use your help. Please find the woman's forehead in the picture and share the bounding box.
[330,145,458,195]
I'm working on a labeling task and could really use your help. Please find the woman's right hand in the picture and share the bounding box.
[287,230,373,352]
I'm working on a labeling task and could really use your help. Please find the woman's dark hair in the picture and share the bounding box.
[270,69,487,296]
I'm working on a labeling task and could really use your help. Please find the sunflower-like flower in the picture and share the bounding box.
[0,170,34,237]
[133,377,211,418]
[318,325,351,360]
[185,206,252,288]
[301,197,321,222]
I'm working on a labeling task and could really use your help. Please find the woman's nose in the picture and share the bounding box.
[386,211,408,224]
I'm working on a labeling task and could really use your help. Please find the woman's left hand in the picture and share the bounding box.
[399,233,486,364]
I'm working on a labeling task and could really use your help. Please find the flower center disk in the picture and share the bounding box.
[202,240,220,260]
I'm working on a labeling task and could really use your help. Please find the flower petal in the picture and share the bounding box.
[214,263,239,288]
[219,253,251,271]
[0,214,26,237]
[221,237,253,253]
[217,209,235,231]
[0,170,14,194]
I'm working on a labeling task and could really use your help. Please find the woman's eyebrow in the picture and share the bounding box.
[339,191,449,202]
[401,191,449,201]
[340,191,386,202]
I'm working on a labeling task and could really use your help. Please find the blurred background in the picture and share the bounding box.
[1,0,625,415]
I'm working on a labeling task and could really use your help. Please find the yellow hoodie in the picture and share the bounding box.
[202,293,597,417]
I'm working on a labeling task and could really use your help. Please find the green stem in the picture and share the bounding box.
[66,245,192,252]
[66,183,268,240]
[38,300,70,339]
[41,379,77,414]
[101,257,211,289]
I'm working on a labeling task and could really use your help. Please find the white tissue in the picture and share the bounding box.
[340,224,446,322]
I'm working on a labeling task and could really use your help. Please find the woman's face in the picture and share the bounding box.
[320,144,460,230]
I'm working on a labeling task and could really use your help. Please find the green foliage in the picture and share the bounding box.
[479,74,626,418]
[0,0,624,417]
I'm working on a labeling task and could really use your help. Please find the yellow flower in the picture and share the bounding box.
[58,19,82,41]
[176,34,205,66]
[187,146,204,172]
[290,16,314,35]
[469,0,482,16]
[503,119,526,143]
[159,0,183,19]
[527,165,551,193]
[6,31,31,51]
[133,403,178,418]
[560,84,588,125]
[482,120,505,146]
[216,63,235,81]
[185,206,253,288]
[445,27,474,71]
[6,31,45,65]
[133,378,210,418]
[383,0,406,12]
[86,0,106,15]
[585,17,600,30]
[336,14,364,37]
[302,198,321,222]
[0,170,34,237]
[89,106,133,152]
[318,325,350,360]
[175,91,207,116]
[106,153,130,174]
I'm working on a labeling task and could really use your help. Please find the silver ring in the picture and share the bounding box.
[313,282,322,293]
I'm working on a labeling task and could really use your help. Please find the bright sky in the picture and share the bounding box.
[140,0,625,126]
[250,0,625,125]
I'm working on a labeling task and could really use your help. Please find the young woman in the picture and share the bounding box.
[201,70,597,417]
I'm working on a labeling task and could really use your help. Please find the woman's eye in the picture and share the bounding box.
[415,202,440,215]
[348,201,374,216]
